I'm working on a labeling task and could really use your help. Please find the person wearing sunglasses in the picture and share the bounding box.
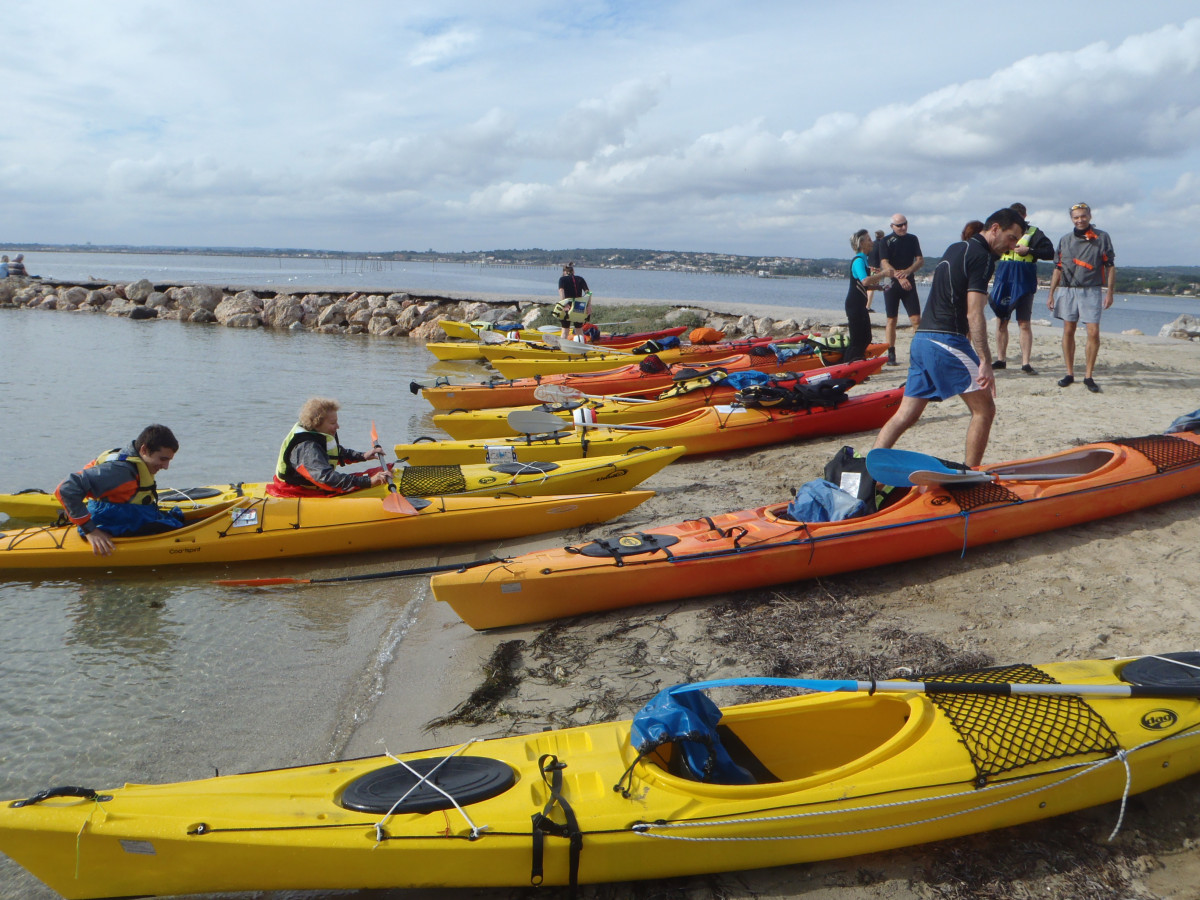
[1046,203,1116,393]
[879,215,924,365]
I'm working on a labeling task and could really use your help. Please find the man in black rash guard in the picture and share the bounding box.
[872,208,1027,468]
[879,215,924,365]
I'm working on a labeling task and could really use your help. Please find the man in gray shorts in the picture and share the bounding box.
[1047,203,1116,393]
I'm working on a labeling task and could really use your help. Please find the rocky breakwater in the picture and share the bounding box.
[0,275,834,342]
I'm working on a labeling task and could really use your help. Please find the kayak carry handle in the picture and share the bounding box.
[10,785,111,808]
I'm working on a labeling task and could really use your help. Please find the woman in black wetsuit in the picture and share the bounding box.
[845,230,893,362]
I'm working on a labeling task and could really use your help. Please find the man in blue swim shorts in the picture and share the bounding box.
[872,207,1027,467]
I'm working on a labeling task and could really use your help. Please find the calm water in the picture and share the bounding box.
[0,310,462,899]
[22,249,1200,336]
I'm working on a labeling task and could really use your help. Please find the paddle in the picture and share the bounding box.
[506,409,662,434]
[533,384,654,405]
[371,422,418,515]
[671,674,1200,700]
[866,448,1076,488]
[545,334,632,356]
[212,555,505,588]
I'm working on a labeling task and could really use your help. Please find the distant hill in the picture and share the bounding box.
[3,242,1198,297]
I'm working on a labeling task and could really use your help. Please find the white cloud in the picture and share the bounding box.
[2,2,1200,263]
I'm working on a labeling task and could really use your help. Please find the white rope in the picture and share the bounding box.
[1106,749,1132,841]
[372,739,488,845]
[630,726,1199,845]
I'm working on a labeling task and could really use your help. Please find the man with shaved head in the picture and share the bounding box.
[879,214,924,365]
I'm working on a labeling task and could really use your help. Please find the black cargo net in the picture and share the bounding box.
[398,465,468,495]
[944,480,1021,511]
[1112,434,1200,473]
[927,664,1119,786]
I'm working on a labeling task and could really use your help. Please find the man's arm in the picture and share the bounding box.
[1047,267,1062,309]
[1104,264,1116,309]
[967,289,995,394]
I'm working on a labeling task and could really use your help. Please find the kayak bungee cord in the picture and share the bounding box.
[373,739,488,844]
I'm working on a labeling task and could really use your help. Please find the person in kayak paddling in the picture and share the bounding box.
[267,398,389,498]
[871,207,1028,468]
[55,424,184,556]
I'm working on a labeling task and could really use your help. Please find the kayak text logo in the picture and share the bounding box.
[1140,709,1178,731]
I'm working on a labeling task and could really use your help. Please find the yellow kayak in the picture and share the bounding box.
[0,491,653,572]
[2,653,1198,897]
[0,448,683,524]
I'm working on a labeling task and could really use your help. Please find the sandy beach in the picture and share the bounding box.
[326,306,1200,899]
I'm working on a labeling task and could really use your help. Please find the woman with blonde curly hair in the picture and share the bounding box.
[844,230,894,362]
[267,398,389,497]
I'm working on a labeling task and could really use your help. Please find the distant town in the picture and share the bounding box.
[3,243,1198,297]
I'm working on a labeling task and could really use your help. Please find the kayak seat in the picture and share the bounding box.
[663,725,778,785]
[339,757,516,814]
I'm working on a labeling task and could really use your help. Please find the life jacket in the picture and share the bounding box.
[275,425,342,487]
[999,226,1039,264]
[553,295,591,325]
[87,448,158,506]
[734,377,853,411]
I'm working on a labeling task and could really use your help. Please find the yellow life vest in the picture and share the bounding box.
[275,425,341,482]
[553,294,592,325]
[999,226,1039,264]
[90,448,158,505]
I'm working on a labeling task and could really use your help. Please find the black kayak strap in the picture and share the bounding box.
[530,754,583,893]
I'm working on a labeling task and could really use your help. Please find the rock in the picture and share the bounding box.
[145,291,171,309]
[38,295,58,310]
[408,318,444,342]
[367,314,396,335]
[215,291,263,327]
[1159,314,1200,340]
[521,307,542,328]
[129,306,159,320]
[107,298,135,316]
[175,285,225,312]
[774,318,801,335]
[391,304,426,334]
[189,308,217,324]
[125,278,155,302]
[58,286,88,308]
[262,294,304,329]
[1121,328,1145,336]
[386,292,410,305]
[349,308,374,326]
[735,314,757,336]
[316,300,348,328]
[459,301,490,321]
[83,289,108,307]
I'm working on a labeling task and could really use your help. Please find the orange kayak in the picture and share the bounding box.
[432,431,1200,629]
[412,343,889,411]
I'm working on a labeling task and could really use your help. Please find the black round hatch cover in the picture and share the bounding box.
[339,757,516,814]
[1121,652,1200,688]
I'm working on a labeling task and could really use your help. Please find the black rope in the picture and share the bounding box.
[530,754,583,893]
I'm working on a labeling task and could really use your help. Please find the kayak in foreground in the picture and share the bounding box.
[432,357,886,440]
[0,491,653,573]
[0,447,683,524]
[2,652,1198,898]
[395,387,903,466]
[432,430,1200,629]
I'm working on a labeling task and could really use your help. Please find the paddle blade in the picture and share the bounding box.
[371,420,380,444]
[507,409,572,434]
[382,491,419,515]
[866,448,971,487]
[534,383,585,403]
[479,330,509,344]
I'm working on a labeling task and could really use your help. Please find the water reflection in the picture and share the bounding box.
[65,577,179,659]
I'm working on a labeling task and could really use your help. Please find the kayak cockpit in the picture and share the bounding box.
[635,692,930,796]
[987,447,1115,480]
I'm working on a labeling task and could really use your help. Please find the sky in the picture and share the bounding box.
[3,1,1200,265]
